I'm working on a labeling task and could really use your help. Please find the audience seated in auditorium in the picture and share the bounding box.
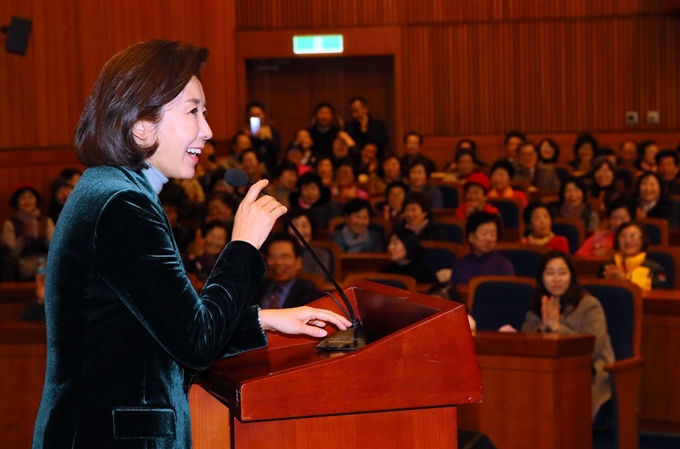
[569,133,598,176]
[285,208,332,280]
[193,139,221,198]
[379,229,437,284]
[332,198,385,253]
[376,181,409,227]
[315,157,335,188]
[549,176,599,232]
[293,128,315,166]
[239,148,266,184]
[514,140,561,191]
[252,233,322,309]
[162,202,194,256]
[443,148,477,184]
[2,185,54,281]
[517,251,614,421]
[599,221,669,291]
[588,157,621,211]
[346,97,389,159]
[636,140,659,172]
[449,211,514,285]
[399,131,436,175]
[331,158,368,204]
[244,101,281,177]
[575,195,635,259]
[635,171,679,229]
[266,162,298,209]
[456,172,500,220]
[488,159,528,207]
[399,192,448,242]
[289,172,342,229]
[309,102,341,161]
[656,149,680,195]
[538,138,560,165]
[520,202,569,253]
[499,130,526,169]
[408,160,443,209]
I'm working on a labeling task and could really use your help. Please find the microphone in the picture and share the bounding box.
[223,169,367,350]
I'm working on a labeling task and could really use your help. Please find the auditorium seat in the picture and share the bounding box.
[495,243,549,278]
[342,272,417,292]
[552,216,586,254]
[467,276,535,331]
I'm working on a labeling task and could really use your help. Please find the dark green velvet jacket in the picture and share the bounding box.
[32,166,268,449]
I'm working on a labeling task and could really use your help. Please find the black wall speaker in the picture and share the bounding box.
[4,16,32,55]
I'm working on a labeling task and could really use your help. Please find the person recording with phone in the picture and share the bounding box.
[245,101,280,179]
[32,40,350,449]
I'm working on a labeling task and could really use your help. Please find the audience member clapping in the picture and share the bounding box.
[517,251,614,421]
[377,180,410,227]
[332,198,385,253]
[600,222,668,291]
[184,220,231,289]
[520,202,569,253]
[379,229,437,284]
[450,211,514,285]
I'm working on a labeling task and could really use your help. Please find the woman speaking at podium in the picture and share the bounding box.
[32,40,350,449]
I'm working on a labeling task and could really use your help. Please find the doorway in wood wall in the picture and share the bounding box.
[246,56,395,157]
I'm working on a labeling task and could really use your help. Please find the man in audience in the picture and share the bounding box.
[499,130,526,168]
[309,102,341,161]
[399,131,436,175]
[252,233,322,309]
[346,96,388,159]
[514,141,561,191]
[449,211,515,285]
[656,149,680,195]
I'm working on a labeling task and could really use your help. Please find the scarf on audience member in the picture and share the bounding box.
[340,225,370,253]
[524,232,555,246]
[614,251,652,291]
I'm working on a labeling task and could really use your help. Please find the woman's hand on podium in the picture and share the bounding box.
[258,307,352,338]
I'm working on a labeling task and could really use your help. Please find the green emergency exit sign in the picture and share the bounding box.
[293,35,343,54]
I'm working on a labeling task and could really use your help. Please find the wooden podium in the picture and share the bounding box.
[190,280,483,449]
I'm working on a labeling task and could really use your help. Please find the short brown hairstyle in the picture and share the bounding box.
[75,40,209,170]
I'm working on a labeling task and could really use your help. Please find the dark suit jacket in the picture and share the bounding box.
[33,166,267,449]
[252,278,322,309]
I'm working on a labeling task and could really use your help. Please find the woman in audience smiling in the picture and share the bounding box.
[520,251,614,421]
[488,159,528,207]
[520,202,569,253]
[408,160,443,209]
[600,222,668,291]
[332,198,384,253]
[456,172,500,220]
[575,195,635,258]
[635,171,679,229]
[399,192,448,242]
[550,176,599,232]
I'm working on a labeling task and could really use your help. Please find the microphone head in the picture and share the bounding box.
[224,168,248,188]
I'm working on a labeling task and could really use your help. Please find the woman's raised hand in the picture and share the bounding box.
[231,180,287,249]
